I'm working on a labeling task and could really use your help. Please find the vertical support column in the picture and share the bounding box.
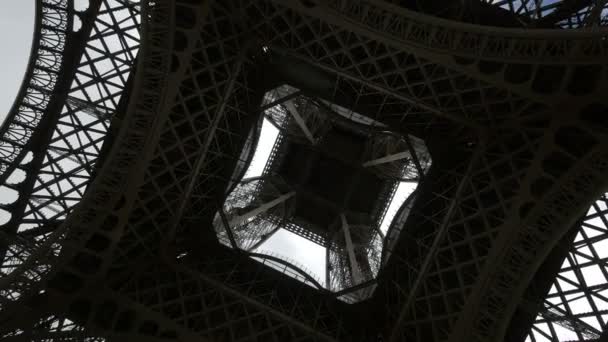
[404,135,426,179]
[326,238,332,289]
[228,191,295,227]
[341,214,363,285]
[283,100,316,144]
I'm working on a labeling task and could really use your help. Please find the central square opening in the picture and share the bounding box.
[214,84,431,302]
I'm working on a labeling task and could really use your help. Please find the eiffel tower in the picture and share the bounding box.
[1,0,608,341]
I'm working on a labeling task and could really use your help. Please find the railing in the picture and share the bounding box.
[0,0,153,303]
[319,0,608,63]
[0,0,70,180]
[250,250,326,290]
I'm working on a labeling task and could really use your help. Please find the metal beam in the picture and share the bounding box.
[217,206,238,250]
[65,95,113,121]
[247,226,280,252]
[260,90,302,111]
[341,214,364,285]
[326,239,332,289]
[283,100,316,144]
[363,151,410,167]
[0,0,105,263]
[166,28,245,239]
[404,134,426,180]
[388,144,483,342]
[272,47,483,131]
[229,191,295,227]
[173,260,339,342]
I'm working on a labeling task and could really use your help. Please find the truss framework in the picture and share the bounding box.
[526,193,608,341]
[0,0,607,341]
[0,0,141,306]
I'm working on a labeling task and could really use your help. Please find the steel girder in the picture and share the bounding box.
[0,0,608,341]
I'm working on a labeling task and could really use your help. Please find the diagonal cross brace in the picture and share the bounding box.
[388,144,483,342]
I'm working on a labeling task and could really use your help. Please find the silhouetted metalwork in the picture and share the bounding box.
[0,0,607,341]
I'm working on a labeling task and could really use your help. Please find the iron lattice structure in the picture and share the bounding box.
[0,0,607,341]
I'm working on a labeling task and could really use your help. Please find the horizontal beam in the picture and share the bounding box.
[363,151,410,167]
[283,100,316,144]
[229,191,295,227]
[272,47,483,131]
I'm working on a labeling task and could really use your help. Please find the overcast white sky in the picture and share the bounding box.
[0,0,35,121]
[0,1,34,225]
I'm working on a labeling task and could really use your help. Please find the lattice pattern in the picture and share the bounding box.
[384,121,545,341]
[363,132,430,181]
[1,315,105,341]
[0,0,69,180]
[527,194,608,341]
[115,254,356,341]
[208,83,432,297]
[114,0,258,261]
[0,0,141,299]
[486,0,608,28]
[0,0,173,331]
[258,0,608,114]
[1,1,608,342]
[1,0,140,232]
[451,107,608,342]
[248,1,531,129]
[264,88,333,144]
[216,177,293,250]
